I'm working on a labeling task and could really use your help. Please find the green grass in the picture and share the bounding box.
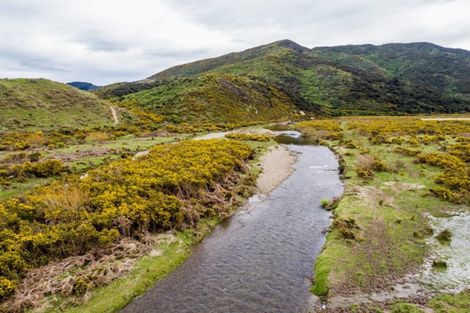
[0,178,53,201]
[429,290,470,313]
[0,78,115,131]
[390,302,424,313]
[309,130,464,297]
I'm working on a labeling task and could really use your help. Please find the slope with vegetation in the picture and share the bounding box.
[98,40,470,123]
[0,79,114,131]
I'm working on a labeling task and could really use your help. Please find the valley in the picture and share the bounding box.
[0,40,469,313]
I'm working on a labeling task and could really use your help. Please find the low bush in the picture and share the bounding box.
[417,152,469,203]
[0,139,253,300]
[333,217,359,240]
[296,119,343,143]
[416,153,465,170]
[435,229,452,245]
[225,133,271,142]
[355,155,388,178]
[1,159,66,180]
[432,260,448,271]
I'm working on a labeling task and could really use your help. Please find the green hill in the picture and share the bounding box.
[99,40,470,122]
[0,78,115,131]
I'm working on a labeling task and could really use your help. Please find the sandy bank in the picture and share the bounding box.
[257,145,297,194]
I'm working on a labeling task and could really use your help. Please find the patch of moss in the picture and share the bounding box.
[429,290,470,313]
[390,302,424,313]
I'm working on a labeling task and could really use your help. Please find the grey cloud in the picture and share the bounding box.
[0,0,468,84]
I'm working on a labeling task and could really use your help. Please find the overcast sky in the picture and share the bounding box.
[0,0,469,85]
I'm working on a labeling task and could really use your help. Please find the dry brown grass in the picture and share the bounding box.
[2,234,174,313]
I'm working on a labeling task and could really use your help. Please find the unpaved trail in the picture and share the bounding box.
[109,106,119,125]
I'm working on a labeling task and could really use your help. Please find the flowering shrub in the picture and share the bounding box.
[0,139,253,299]
[416,153,466,170]
[347,118,469,136]
[225,133,271,142]
[416,153,469,203]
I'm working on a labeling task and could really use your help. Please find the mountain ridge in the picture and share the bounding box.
[97,40,469,123]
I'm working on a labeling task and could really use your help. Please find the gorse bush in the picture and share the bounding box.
[347,117,469,137]
[0,139,253,299]
[0,159,67,187]
[448,143,470,162]
[417,152,469,203]
[6,159,66,179]
[416,153,465,170]
[225,133,271,142]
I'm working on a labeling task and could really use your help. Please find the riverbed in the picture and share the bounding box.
[122,135,343,313]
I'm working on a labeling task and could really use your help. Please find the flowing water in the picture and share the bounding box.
[122,132,343,313]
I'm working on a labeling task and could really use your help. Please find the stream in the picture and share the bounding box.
[122,132,344,313]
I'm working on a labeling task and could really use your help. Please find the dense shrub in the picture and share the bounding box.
[7,159,66,179]
[416,153,465,170]
[448,143,470,162]
[225,133,271,142]
[417,152,469,203]
[347,118,469,137]
[0,139,253,299]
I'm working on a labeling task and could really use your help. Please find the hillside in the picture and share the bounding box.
[0,78,115,131]
[312,42,470,107]
[98,40,470,122]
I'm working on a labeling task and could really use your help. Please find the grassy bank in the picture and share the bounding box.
[297,117,469,310]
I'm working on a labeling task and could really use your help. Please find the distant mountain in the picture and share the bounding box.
[67,81,101,91]
[0,78,114,131]
[98,40,470,123]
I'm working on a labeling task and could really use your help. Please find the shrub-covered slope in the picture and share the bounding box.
[99,40,470,121]
[0,79,114,131]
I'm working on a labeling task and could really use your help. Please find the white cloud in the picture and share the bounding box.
[0,0,468,84]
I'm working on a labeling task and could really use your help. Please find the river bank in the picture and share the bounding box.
[298,117,470,312]
[121,142,343,313]
[21,134,297,313]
